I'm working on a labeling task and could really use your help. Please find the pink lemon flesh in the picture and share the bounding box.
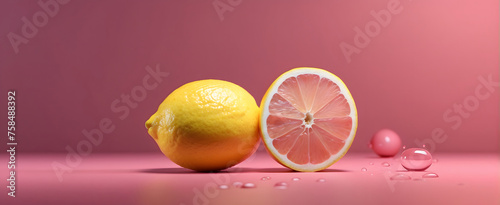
[260,68,358,172]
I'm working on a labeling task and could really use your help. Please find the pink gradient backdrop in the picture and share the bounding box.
[0,0,498,153]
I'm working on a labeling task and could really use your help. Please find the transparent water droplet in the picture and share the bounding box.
[422,144,426,148]
[274,182,288,189]
[316,178,326,182]
[402,145,406,150]
[381,162,390,167]
[242,183,256,188]
[291,177,301,181]
[361,167,367,172]
[390,174,411,180]
[261,176,271,181]
[401,148,433,171]
[232,182,243,188]
[218,185,229,190]
[369,162,374,165]
[422,172,439,178]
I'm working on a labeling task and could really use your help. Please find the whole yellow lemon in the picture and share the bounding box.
[145,79,260,171]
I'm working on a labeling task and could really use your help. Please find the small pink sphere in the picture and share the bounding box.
[370,129,402,157]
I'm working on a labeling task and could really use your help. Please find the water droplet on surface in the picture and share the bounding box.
[242,183,256,188]
[218,185,229,190]
[361,167,367,172]
[381,162,390,167]
[316,178,326,182]
[291,177,301,181]
[422,172,439,178]
[274,182,288,189]
[402,145,406,150]
[232,182,243,188]
[390,174,411,180]
[261,176,271,181]
[401,148,433,171]
[422,144,426,148]
[369,162,374,165]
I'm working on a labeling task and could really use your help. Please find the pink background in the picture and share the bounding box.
[1,0,498,153]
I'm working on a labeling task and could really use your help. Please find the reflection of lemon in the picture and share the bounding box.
[146,80,260,171]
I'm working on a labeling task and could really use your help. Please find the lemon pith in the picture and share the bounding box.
[260,67,358,172]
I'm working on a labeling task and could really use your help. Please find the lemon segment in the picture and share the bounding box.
[260,67,358,172]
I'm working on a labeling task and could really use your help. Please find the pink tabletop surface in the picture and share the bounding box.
[1,152,498,205]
